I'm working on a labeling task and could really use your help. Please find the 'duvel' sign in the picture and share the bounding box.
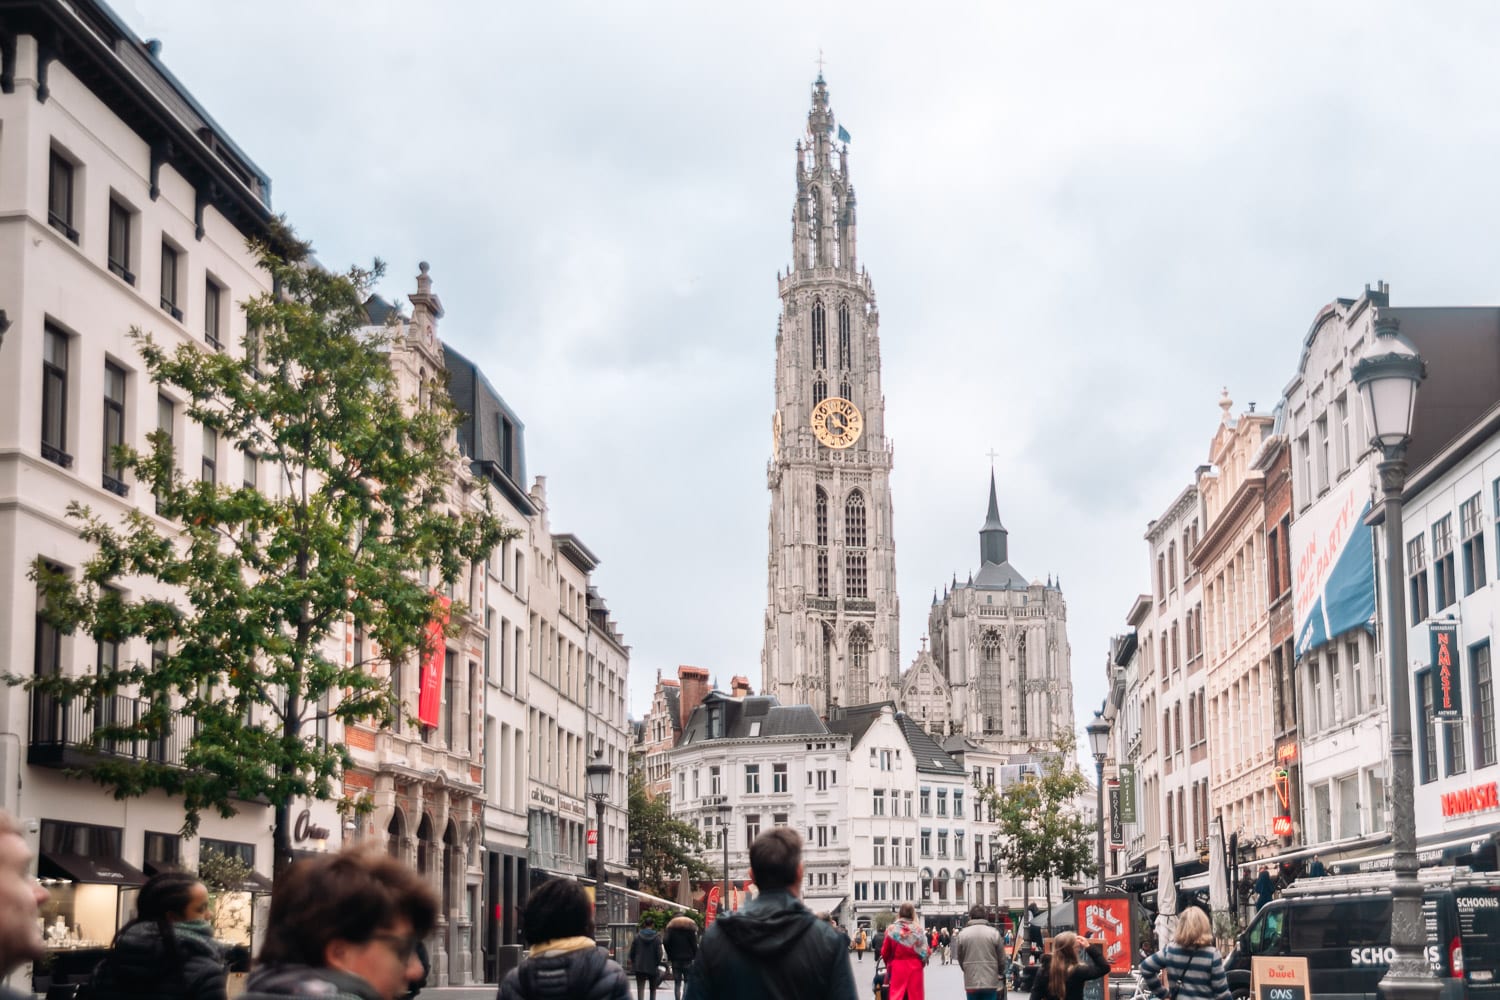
[1253,956,1309,1000]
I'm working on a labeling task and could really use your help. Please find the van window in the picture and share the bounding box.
[1249,909,1286,954]
[1288,899,1390,967]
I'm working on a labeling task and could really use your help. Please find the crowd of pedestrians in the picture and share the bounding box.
[0,805,1249,1000]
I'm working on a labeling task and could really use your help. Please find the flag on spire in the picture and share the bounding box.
[837,124,851,143]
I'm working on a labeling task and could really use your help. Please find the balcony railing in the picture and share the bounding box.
[29,691,188,768]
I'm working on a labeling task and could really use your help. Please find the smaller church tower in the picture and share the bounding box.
[904,472,1075,754]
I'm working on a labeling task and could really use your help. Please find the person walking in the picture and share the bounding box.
[1028,932,1107,1000]
[88,870,228,1000]
[239,846,435,1000]
[852,927,869,962]
[499,878,630,1000]
[628,919,664,1000]
[1253,867,1274,912]
[1306,855,1326,878]
[662,915,698,1000]
[879,903,929,1000]
[939,927,951,965]
[683,827,856,1000]
[952,906,1005,1000]
[1138,908,1231,1000]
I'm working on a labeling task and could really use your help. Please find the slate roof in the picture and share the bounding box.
[897,714,967,777]
[824,701,896,748]
[679,692,832,744]
[662,685,682,736]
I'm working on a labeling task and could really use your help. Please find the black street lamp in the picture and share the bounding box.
[718,803,731,914]
[586,746,613,922]
[1354,314,1438,1000]
[1086,712,1110,894]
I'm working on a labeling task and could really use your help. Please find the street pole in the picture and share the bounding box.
[1095,758,1106,894]
[1376,451,1439,1000]
[720,804,730,914]
[595,796,607,921]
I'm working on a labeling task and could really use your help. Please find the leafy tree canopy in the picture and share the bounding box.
[628,768,714,897]
[19,220,511,872]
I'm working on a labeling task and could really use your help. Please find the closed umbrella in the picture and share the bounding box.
[1154,837,1178,950]
[1208,816,1230,920]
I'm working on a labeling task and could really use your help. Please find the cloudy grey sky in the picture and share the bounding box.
[117,1,1500,735]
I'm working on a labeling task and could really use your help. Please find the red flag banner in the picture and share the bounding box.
[706,885,721,926]
[418,594,451,727]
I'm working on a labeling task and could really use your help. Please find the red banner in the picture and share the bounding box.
[705,885,721,926]
[417,594,450,727]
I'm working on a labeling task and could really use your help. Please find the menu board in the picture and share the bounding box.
[1252,956,1309,1000]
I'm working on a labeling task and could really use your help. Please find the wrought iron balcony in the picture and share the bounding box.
[29,691,187,768]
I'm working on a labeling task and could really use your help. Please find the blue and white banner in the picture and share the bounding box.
[1292,463,1377,657]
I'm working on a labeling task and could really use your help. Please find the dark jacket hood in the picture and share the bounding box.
[509,946,625,1000]
[713,891,817,958]
[106,921,222,984]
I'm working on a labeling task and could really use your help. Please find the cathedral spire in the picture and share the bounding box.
[980,470,1009,567]
[792,76,855,274]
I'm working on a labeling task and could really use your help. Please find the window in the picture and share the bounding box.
[200,426,217,485]
[845,491,867,598]
[1349,638,1367,713]
[937,830,949,857]
[920,788,931,816]
[772,763,788,793]
[242,451,257,490]
[1462,494,1487,595]
[815,488,829,598]
[41,326,71,467]
[102,363,126,495]
[921,830,931,856]
[873,789,886,816]
[709,765,721,796]
[442,652,457,747]
[772,812,788,828]
[746,814,760,843]
[1475,642,1496,769]
[954,789,964,819]
[1433,517,1457,611]
[937,789,948,817]
[1419,669,1437,784]
[1408,535,1430,625]
[873,836,886,867]
[837,302,851,369]
[108,199,135,284]
[48,151,78,241]
[204,279,224,349]
[1329,647,1344,726]
[1446,701,1467,777]
[745,764,760,794]
[154,395,174,512]
[811,301,827,369]
[956,831,965,859]
[160,242,182,319]
[1316,416,1330,492]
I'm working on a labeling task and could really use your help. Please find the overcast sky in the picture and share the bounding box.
[118,1,1500,738]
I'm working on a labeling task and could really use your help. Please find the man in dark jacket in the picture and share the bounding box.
[684,828,856,1000]
[0,811,49,1000]
[1254,866,1275,911]
[627,920,663,1000]
[238,846,435,1000]
[661,916,699,1000]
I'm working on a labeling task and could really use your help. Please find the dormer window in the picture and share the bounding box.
[709,705,724,739]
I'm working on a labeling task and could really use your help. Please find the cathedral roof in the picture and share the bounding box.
[970,560,1030,590]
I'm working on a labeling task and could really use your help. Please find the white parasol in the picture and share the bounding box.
[1154,837,1178,949]
[1208,816,1230,917]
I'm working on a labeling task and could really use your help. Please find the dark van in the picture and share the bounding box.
[1225,868,1500,1000]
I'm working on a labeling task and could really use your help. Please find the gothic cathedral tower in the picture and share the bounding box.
[763,77,899,715]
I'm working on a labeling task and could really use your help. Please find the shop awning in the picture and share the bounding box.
[39,852,147,887]
[227,870,276,894]
[582,877,696,914]
[1330,827,1500,875]
[803,894,847,914]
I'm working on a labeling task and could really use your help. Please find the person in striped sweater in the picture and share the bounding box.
[1139,908,1231,1000]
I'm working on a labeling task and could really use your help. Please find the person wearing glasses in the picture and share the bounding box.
[240,846,436,1000]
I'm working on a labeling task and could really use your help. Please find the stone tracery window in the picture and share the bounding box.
[846,490,867,598]
[838,302,851,369]
[816,488,829,598]
[812,301,827,369]
[848,626,870,703]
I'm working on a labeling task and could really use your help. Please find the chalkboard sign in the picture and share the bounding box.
[1252,956,1309,1000]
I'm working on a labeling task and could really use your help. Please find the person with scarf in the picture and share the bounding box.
[879,904,929,1000]
[499,879,628,1000]
[87,870,228,1000]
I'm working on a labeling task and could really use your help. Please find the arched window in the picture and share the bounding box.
[387,809,406,860]
[442,820,459,916]
[416,814,434,875]
[1017,635,1028,738]
[807,188,822,268]
[812,301,827,369]
[980,629,1003,734]
[848,626,870,703]
[845,490,867,598]
[815,488,829,598]
[838,302,851,369]
[840,379,851,401]
[813,379,827,406]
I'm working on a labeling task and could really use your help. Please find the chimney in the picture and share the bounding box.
[730,676,753,698]
[678,665,710,731]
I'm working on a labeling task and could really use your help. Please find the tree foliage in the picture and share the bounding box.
[628,769,713,896]
[984,731,1098,928]
[19,222,509,872]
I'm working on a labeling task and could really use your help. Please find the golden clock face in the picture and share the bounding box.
[810,397,863,449]
[772,411,783,461]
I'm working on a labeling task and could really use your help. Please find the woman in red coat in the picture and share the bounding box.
[880,903,929,1000]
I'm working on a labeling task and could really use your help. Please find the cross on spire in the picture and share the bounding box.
[816,49,826,78]
[986,448,1000,469]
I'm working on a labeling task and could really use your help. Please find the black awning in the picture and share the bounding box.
[229,869,275,894]
[40,852,147,887]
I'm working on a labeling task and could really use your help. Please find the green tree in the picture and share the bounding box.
[21,223,509,874]
[984,731,1098,931]
[628,770,714,897]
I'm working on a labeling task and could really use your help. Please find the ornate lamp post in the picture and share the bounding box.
[1353,314,1437,1000]
[1086,712,1110,894]
[586,746,613,922]
[718,803,732,914]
